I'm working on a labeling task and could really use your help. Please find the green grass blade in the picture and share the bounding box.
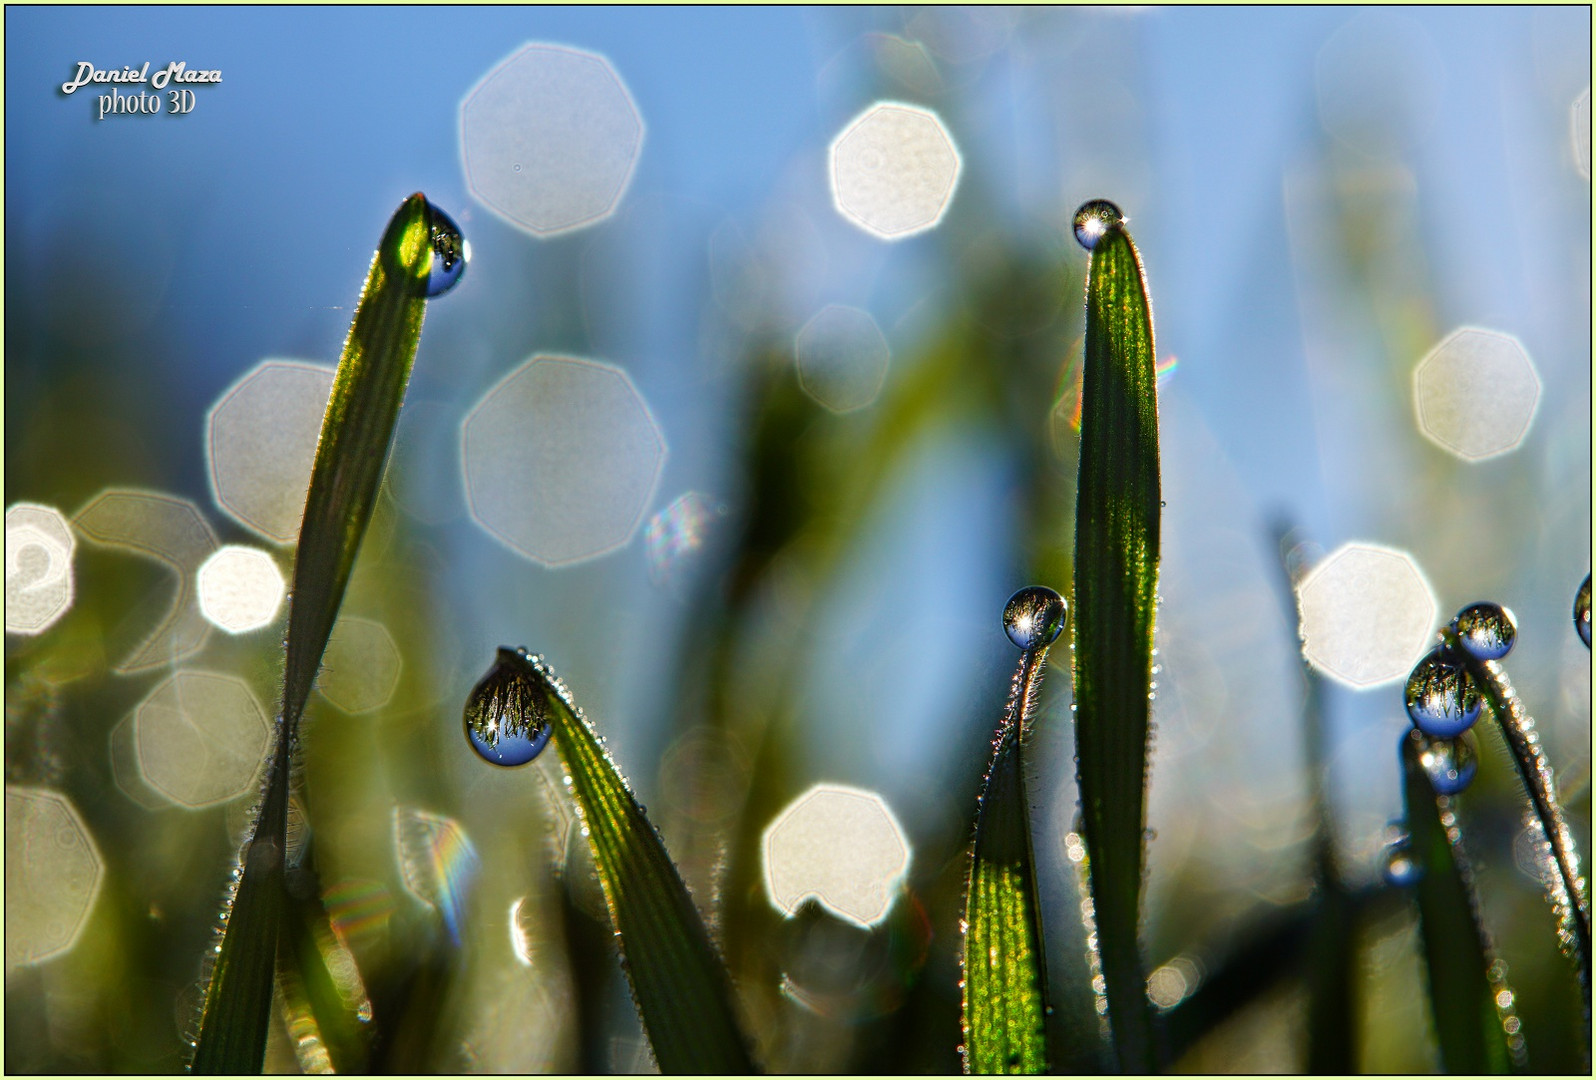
[1400,731,1513,1073]
[505,649,756,1073]
[1071,221,1160,1071]
[962,646,1053,1074]
[192,194,438,1073]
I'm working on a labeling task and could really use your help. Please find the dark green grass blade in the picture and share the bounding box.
[1071,223,1159,1071]
[962,718,1049,1073]
[963,646,1054,1073]
[192,194,434,1073]
[1400,731,1513,1073]
[527,653,756,1073]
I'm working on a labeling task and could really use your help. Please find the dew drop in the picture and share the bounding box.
[1412,728,1479,796]
[463,646,551,766]
[1575,574,1591,649]
[1453,601,1516,661]
[1003,585,1068,651]
[1072,199,1124,251]
[1404,646,1483,739]
[422,200,469,298]
[1382,833,1422,887]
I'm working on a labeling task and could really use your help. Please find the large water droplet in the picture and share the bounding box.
[423,201,469,298]
[1072,199,1124,251]
[1003,586,1068,651]
[1382,832,1422,887]
[1411,728,1479,796]
[1405,646,1483,738]
[1453,601,1516,661]
[463,646,550,766]
[1576,574,1591,649]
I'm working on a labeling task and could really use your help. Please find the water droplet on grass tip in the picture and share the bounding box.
[1576,574,1591,649]
[1382,834,1422,886]
[1452,601,1515,661]
[1411,728,1479,796]
[423,201,468,298]
[464,646,551,766]
[1405,646,1482,738]
[1072,199,1123,250]
[1003,585,1067,650]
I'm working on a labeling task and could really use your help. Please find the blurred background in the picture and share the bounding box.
[5,6,1590,1072]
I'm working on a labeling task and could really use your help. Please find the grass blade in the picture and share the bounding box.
[962,635,1057,1074]
[474,647,756,1073]
[192,193,441,1072]
[1070,216,1160,1071]
[1400,730,1515,1073]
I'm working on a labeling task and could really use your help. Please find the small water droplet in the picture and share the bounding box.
[1453,601,1516,661]
[1411,728,1479,796]
[1575,574,1591,649]
[422,200,469,298]
[1072,199,1124,250]
[512,163,523,173]
[1405,646,1483,739]
[1003,585,1068,650]
[463,646,552,766]
[1382,833,1422,887]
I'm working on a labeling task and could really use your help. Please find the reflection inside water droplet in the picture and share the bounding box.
[1453,601,1516,661]
[464,646,551,766]
[1575,574,1591,649]
[423,201,469,298]
[1071,199,1124,251]
[1404,646,1482,739]
[1003,585,1068,651]
[1410,728,1479,796]
[1382,831,1422,886]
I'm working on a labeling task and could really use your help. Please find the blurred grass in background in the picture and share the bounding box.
[5,6,1590,1073]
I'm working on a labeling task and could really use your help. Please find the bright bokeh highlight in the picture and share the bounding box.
[196,545,285,633]
[796,304,892,413]
[316,616,403,714]
[1296,542,1438,688]
[134,670,271,808]
[462,355,666,566]
[460,43,643,236]
[829,102,961,239]
[1413,327,1540,461]
[6,502,75,636]
[762,783,910,927]
[6,786,104,969]
[206,360,335,543]
[395,806,480,946]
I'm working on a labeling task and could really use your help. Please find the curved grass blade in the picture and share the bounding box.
[1400,730,1515,1073]
[1071,219,1160,1071]
[1444,627,1592,1020]
[485,648,756,1073]
[962,641,1056,1074]
[192,193,439,1072]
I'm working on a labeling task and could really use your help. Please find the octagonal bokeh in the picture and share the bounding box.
[6,786,104,969]
[796,304,892,413]
[134,670,271,808]
[462,355,666,567]
[1296,542,1438,688]
[1413,327,1540,462]
[460,43,643,237]
[829,102,961,239]
[762,783,910,927]
[6,502,75,636]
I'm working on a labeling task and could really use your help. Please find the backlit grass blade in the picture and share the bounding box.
[962,640,1055,1074]
[1400,730,1514,1073]
[192,193,441,1073]
[483,648,756,1073]
[1070,214,1160,1071]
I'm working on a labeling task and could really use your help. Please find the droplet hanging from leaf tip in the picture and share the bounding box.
[422,200,469,298]
[463,645,551,766]
[1003,585,1068,651]
[1453,601,1516,661]
[1071,199,1124,250]
[1409,728,1479,796]
[1405,646,1483,739]
[1575,574,1591,649]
